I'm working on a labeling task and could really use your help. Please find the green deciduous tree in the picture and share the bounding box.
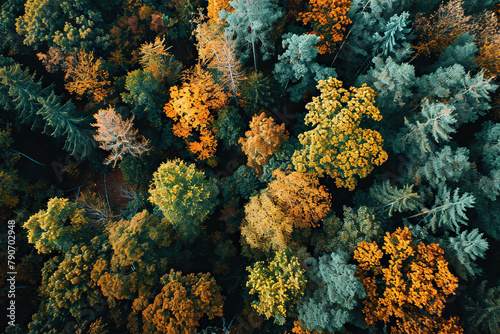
[23,197,94,254]
[321,206,382,256]
[148,159,219,242]
[15,0,110,52]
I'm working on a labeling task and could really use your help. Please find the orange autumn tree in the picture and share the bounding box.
[241,170,331,252]
[239,112,289,174]
[298,0,352,54]
[414,0,500,77]
[207,0,233,22]
[164,64,229,161]
[64,49,112,104]
[142,269,225,334]
[354,227,464,334]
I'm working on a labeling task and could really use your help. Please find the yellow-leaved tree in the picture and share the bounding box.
[164,64,229,161]
[292,77,388,191]
[241,169,331,253]
[246,248,306,325]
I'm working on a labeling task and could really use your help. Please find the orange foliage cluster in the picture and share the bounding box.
[207,0,233,22]
[354,227,463,334]
[109,6,164,67]
[239,112,289,174]
[164,65,229,160]
[142,270,225,334]
[241,170,331,252]
[64,50,112,104]
[414,0,500,77]
[298,0,352,54]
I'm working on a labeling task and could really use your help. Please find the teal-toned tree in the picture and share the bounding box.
[444,228,488,279]
[420,186,475,233]
[356,56,416,118]
[413,146,472,188]
[219,0,283,71]
[148,159,219,242]
[464,281,500,333]
[417,64,498,125]
[297,251,366,333]
[432,32,478,71]
[369,181,422,217]
[394,100,457,157]
[273,33,336,103]
[372,12,412,58]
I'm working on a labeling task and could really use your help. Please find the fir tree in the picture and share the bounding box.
[413,146,472,188]
[356,56,416,117]
[273,33,337,103]
[420,186,475,233]
[431,32,478,72]
[219,0,283,71]
[395,100,457,156]
[297,251,366,333]
[369,180,422,217]
[464,281,500,334]
[372,11,411,58]
[445,228,488,279]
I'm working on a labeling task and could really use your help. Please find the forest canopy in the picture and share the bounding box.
[1,0,500,333]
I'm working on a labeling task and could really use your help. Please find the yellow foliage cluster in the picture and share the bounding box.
[354,227,463,334]
[292,77,388,191]
[241,170,331,253]
[246,249,306,325]
[139,36,171,81]
[239,112,289,174]
[64,49,112,104]
[164,65,229,160]
[298,0,352,54]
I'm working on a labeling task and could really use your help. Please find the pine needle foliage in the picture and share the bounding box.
[370,181,422,217]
